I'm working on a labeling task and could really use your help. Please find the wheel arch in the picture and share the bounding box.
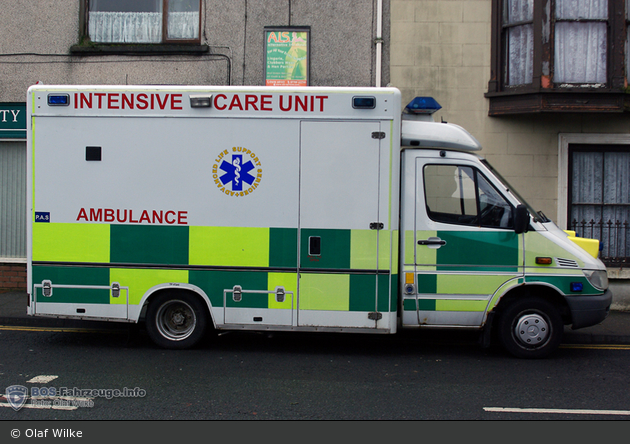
[135,283,216,329]
[492,283,572,326]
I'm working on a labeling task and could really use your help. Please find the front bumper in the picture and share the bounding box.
[566,289,613,330]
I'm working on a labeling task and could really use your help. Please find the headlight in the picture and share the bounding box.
[583,269,608,291]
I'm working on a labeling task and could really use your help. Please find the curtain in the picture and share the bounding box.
[554,0,608,83]
[168,12,199,40]
[571,151,630,259]
[89,12,162,43]
[89,11,199,42]
[504,0,534,86]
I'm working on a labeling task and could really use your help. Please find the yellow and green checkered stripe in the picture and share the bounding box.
[32,223,395,312]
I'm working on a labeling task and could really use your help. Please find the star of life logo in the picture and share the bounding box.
[212,147,263,196]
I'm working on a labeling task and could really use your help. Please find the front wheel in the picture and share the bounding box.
[497,297,563,359]
[146,292,209,349]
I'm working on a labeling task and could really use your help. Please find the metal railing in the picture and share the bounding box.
[570,219,630,267]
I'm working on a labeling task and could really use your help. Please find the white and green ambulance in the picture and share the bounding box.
[26,85,612,358]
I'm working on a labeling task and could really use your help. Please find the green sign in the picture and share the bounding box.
[0,103,26,139]
[265,28,309,87]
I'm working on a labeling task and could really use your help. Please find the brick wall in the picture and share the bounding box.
[0,263,27,292]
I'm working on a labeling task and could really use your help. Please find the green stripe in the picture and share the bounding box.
[300,228,351,269]
[32,265,110,304]
[349,274,377,311]
[418,299,436,311]
[269,228,298,268]
[403,298,416,311]
[417,273,437,293]
[437,231,519,272]
[525,275,599,295]
[110,225,189,265]
[189,269,269,308]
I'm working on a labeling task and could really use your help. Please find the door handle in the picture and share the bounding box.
[309,236,321,256]
[417,237,447,247]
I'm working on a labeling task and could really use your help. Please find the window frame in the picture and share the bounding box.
[423,164,515,230]
[567,143,630,266]
[78,0,202,47]
[486,0,629,115]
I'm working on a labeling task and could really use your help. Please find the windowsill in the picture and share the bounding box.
[485,89,630,116]
[70,43,209,56]
[608,268,630,279]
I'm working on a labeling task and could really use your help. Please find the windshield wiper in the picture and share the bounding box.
[536,210,551,223]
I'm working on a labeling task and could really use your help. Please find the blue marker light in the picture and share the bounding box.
[353,96,376,109]
[570,282,584,292]
[47,94,69,106]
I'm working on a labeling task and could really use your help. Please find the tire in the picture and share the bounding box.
[497,297,563,359]
[145,292,209,350]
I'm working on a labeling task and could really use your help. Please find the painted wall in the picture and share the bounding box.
[0,0,389,100]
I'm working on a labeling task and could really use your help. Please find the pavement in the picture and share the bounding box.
[1,290,630,345]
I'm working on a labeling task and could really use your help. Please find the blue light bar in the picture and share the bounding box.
[47,94,69,106]
[405,97,442,114]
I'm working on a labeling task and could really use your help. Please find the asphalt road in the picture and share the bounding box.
[1,324,629,422]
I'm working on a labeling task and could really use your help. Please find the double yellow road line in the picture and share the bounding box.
[0,325,124,334]
[2,324,630,350]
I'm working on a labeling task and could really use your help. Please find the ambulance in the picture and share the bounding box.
[26,85,612,358]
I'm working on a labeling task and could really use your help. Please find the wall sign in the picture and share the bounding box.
[265,27,310,87]
[0,103,26,139]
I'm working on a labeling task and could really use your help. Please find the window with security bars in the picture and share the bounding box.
[569,145,630,266]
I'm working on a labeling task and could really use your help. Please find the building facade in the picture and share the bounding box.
[0,0,390,291]
[391,0,630,309]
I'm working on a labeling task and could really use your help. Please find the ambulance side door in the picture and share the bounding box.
[297,120,384,329]
[412,155,523,327]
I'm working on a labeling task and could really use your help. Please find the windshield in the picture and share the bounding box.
[481,159,550,223]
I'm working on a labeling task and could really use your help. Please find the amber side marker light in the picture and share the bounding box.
[536,257,553,265]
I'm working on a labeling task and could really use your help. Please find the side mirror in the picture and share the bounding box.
[514,204,530,234]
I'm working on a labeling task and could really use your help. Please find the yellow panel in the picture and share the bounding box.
[32,223,110,263]
[390,231,399,271]
[110,268,189,305]
[299,274,349,311]
[189,226,270,267]
[415,230,438,265]
[567,235,600,259]
[350,229,393,271]
[436,299,488,312]
[378,231,392,270]
[404,230,415,264]
[437,274,510,295]
[350,230,378,269]
[268,272,298,309]
[524,231,583,268]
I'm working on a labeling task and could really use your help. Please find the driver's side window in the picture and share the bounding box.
[423,164,513,228]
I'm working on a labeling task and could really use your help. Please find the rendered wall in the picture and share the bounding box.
[0,0,389,101]
[390,0,630,225]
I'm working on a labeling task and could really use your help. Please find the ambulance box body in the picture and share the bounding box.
[26,85,612,358]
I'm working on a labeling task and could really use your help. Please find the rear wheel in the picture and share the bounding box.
[497,297,563,359]
[146,292,208,349]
